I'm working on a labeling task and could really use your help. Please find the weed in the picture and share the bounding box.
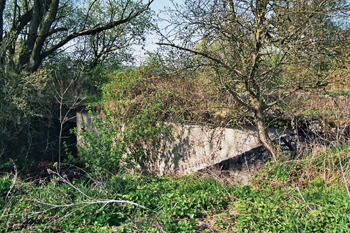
[2,141,350,232]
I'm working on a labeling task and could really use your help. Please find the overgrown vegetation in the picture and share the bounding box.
[76,64,173,175]
[1,143,350,232]
[1,0,350,232]
[159,0,350,161]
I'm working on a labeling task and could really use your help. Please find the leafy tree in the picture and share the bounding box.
[0,0,154,170]
[75,0,154,68]
[158,0,350,161]
[0,0,154,73]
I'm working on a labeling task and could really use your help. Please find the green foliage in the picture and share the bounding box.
[218,143,350,232]
[0,66,51,170]
[232,187,350,232]
[76,65,172,175]
[0,175,11,203]
[86,64,122,97]
[1,0,154,72]
[3,143,350,232]
[2,173,233,232]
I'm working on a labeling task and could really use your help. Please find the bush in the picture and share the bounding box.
[0,67,51,171]
[76,65,172,175]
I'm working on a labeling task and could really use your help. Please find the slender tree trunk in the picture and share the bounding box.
[8,0,18,69]
[0,0,5,43]
[255,107,279,162]
[0,0,5,64]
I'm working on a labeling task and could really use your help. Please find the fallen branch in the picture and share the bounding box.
[46,165,146,209]
[26,198,147,210]
[17,167,147,229]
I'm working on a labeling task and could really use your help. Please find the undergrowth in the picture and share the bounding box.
[1,173,234,232]
[1,143,350,232]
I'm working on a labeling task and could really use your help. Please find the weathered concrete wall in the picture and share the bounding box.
[152,122,285,175]
[76,111,288,176]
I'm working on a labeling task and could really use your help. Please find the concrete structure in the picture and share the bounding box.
[76,111,289,176]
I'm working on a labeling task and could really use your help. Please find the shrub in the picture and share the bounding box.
[76,65,172,175]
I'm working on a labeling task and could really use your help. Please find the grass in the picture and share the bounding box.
[1,173,235,232]
[1,142,350,232]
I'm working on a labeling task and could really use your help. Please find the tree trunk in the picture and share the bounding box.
[0,0,5,64]
[255,107,279,162]
[0,0,5,43]
[19,0,44,69]
[27,0,59,72]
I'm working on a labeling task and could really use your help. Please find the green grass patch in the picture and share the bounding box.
[1,174,235,232]
[2,143,350,232]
